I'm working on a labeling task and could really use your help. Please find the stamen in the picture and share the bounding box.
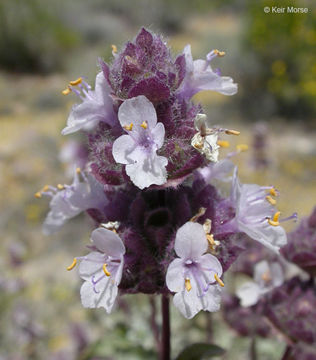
[236,144,248,152]
[217,140,230,148]
[280,212,298,223]
[69,77,82,86]
[207,234,215,246]
[225,129,240,136]
[102,264,111,277]
[76,167,81,174]
[57,184,64,190]
[111,44,117,54]
[34,192,42,198]
[123,123,133,131]
[140,121,148,129]
[269,188,278,197]
[62,87,71,95]
[190,207,206,222]
[185,278,192,292]
[268,211,281,226]
[213,49,226,57]
[67,258,77,271]
[42,185,50,192]
[214,274,225,287]
[266,195,276,205]
[193,141,204,150]
[261,271,272,283]
[203,218,212,234]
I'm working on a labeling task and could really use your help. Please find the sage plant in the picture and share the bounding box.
[37,28,292,359]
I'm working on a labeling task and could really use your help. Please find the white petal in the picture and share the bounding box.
[236,282,261,307]
[62,73,115,135]
[253,260,270,284]
[151,122,165,149]
[166,258,185,293]
[42,211,68,235]
[199,253,223,280]
[125,153,167,189]
[199,159,234,183]
[270,262,284,287]
[193,60,238,96]
[238,221,286,253]
[114,257,124,285]
[183,44,194,73]
[173,290,202,319]
[91,228,125,257]
[174,222,208,260]
[230,167,242,204]
[80,277,118,313]
[172,284,221,319]
[79,252,104,280]
[95,72,111,104]
[112,135,138,165]
[200,284,222,312]
[118,96,157,129]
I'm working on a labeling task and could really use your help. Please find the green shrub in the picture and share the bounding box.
[240,0,316,120]
[0,0,79,73]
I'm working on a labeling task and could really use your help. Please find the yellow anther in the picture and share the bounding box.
[203,218,212,234]
[190,207,206,222]
[217,140,230,148]
[76,167,81,174]
[123,123,133,131]
[185,278,192,292]
[268,211,281,226]
[194,141,204,150]
[214,49,226,57]
[214,274,225,287]
[67,258,77,271]
[102,264,111,277]
[236,144,248,152]
[34,192,42,199]
[111,44,117,54]
[270,188,278,197]
[57,184,64,190]
[207,234,215,246]
[62,87,71,95]
[43,185,50,192]
[69,77,82,86]
[225,129,240,136]
[266,195,276,205]
[261,271,272,283]
[140,121,148,129]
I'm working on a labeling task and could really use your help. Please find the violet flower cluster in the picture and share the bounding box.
[38,28,290,319]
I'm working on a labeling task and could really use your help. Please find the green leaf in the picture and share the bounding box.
[176,343,225,360]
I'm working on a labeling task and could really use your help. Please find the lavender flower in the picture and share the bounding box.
[281,207,316,275]
[38,28,294,335]
[264,277,316,345]
[166,222,223,319]
[218,168,288,253]
[37,168,107,235]
[177,45,238,99]
[222,294,271,338]
[78,227,125,313]
[198,158,234,184]
[112,95,167,189]
[236,260,284,307]
[61,72,116,135]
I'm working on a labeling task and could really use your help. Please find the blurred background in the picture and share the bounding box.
[0,0,315,359]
